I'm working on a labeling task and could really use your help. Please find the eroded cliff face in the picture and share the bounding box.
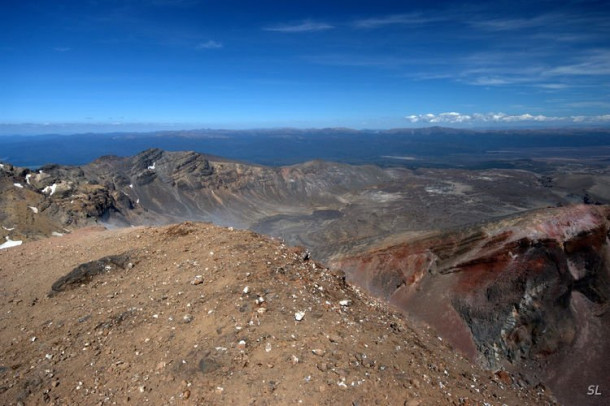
[4,148,589,253]
[333,205,610,406]
[0,149,396,241]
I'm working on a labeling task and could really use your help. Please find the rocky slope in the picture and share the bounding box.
[2,148,604,260]
[333,204,610,406]
[0,222,555,405]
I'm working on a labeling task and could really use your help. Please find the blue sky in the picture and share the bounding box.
[1,0,609,133]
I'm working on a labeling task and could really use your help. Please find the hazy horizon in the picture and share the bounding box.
[2,122,610,137]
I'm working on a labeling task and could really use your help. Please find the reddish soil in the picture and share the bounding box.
[0,223,555,405]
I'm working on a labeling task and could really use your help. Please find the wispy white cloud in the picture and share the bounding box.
[566,101,610,109]
[535,83,570,90]
[303,54,415,68]
[405,112,610,124]
[472,14,561,32]
[353,13,441,29]
[196,40,222,49]
[264,20,334,33]
[572,114,610,122]
[546,50,610,76]
[415,47,610,88]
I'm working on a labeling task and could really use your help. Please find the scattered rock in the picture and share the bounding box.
[495,370,512,385]
[0,220,560,406]
[191,275,204,285]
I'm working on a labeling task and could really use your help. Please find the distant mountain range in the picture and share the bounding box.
[1,126,609,169]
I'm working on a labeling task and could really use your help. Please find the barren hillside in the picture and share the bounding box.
[0,223,555,405]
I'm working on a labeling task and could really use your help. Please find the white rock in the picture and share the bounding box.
[191,275,204,285]
[0,237,22,250]
[13,183,23,188]
[295,311,305,321]
[243,286,250,294]
[339,300,351,307]
[42,183,57,195]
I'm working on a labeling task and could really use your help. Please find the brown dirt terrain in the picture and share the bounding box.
[0,223,555,405]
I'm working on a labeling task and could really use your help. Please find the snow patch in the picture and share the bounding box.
[0,163,4,168]
[367,191,401,203]
[52,231,64,237]
[28,206,39,214]
[13,183,24,189]
[148,162,156,170]
[25,174,32,184]
[129,184,134,189]
[42,183,58,196]
[0,237,22,250]
[2,226,15,231]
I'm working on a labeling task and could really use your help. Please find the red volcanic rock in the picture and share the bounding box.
[333,205,610,406]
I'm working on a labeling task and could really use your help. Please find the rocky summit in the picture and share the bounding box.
[0,222,555,405]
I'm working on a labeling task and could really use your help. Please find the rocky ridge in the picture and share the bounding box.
[0,222,556,405]
[2,148,604,260]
